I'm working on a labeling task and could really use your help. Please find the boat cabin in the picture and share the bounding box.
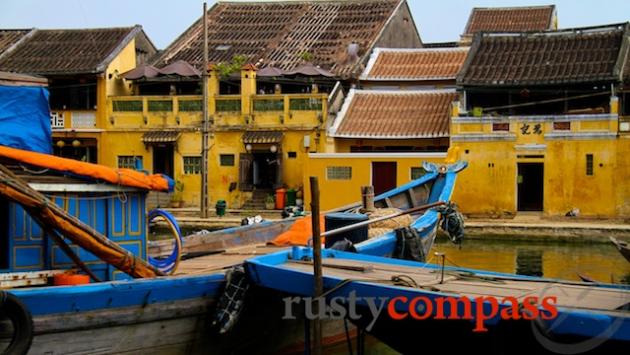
[0,162,148,286]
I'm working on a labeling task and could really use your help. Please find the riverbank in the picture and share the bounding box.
[159,208,630,242]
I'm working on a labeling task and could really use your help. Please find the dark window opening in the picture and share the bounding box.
[586,154,594,176]
[467,85,610,116]
[53,138,98,163]
[287,152,297,159]
[220,154,235,166]
[553,121,571,130]
[492,123,509,131]
[48,77,97,110]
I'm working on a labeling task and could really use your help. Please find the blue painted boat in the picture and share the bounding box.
[1,158,466,353]
[245,247,630,354]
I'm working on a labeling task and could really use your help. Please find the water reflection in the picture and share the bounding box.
[433,237,630,284]
[515,249,543,277]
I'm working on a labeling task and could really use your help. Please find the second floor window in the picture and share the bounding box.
[118,156,142,169]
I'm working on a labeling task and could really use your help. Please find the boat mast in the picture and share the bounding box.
[201,2,209,218]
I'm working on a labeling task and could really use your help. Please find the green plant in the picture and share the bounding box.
[215,54,248,78]
[265,194,275,204]
[298,51,314,62]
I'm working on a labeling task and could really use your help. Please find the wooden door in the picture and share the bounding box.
[239,153,254,191]
[372,162,397,196]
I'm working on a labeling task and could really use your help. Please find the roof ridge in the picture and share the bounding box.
[480,22,629,37]
[471,5,555,11]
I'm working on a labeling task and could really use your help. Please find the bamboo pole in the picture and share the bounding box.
[0,164,163,278]
[309,176,323,355]
[321,201,445,238]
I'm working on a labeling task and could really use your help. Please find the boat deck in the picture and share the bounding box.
[281,258,630,313]
[175,244,286,276]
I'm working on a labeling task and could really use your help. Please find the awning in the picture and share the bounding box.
[242,131,283,144]
[142,131,181,144]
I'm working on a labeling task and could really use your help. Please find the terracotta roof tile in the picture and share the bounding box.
[0,27,143,75]
[464,5,556,35]
[333,90,456,138]
[0,29,31,55]
[362,47,468,81]
[459,24,629,86]
[153,0,404,77]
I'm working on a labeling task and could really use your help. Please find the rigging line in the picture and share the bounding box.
[480,91,611,112]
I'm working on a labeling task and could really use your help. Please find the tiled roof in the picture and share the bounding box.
[332,90,456,138]
[242,131,284,144]
[362,47,468,81]
[463,5,556,35]
[142,131,181,143]
[0,26,150,75]
[0,29,32,55]
[153,0,406,77]
[458,24,630,86]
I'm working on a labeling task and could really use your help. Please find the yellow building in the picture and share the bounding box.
[104,0,422,209]
[0,26,157,163]
[452,23,630,217]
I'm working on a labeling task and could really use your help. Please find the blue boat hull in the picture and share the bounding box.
[245,248,630,355]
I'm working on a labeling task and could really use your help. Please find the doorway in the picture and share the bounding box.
[153,144,174,177]
[372,162,397,196]
[252,152,279,189]
[517,163,544,211]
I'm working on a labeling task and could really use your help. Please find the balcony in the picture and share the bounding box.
[108,95,203,129]
[50,110,98,131]
[108,93,328,129]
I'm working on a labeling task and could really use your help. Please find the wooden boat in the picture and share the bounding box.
[1,154,465,353]
[610,237,630,263]
[245,247,630,354]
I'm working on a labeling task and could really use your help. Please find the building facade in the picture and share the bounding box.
[452,23,630,217]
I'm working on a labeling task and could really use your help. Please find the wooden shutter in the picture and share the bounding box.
[239,153,254,191]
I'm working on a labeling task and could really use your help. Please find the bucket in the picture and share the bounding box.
[54,273,90,286]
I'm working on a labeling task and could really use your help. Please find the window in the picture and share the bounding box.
[327,166,352,180]
[411,167,427,180]
[118,156,142,169]
[184,156,202,174]
[219,154,235,166]
[554,121,571,130]
[287,152,297,159]
[586,154,594,176]
[492,123,509,132]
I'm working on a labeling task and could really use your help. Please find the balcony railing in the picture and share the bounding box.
[108,93,327,128]
[50,110,97,130]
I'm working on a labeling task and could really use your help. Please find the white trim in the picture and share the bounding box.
[454,114,617,123]
[29,183,140,192]
[514,144,547,151]
[351,88,457,95]
[544,132,617,140]
[309,152,447,159]
[451,133,517,142]
[329,88,356,136]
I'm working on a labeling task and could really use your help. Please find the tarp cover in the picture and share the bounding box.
[0,85,52,154]
[0,145,174,192]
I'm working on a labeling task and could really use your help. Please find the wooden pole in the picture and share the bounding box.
[309,176,323,355]
[361,185,375,213]
[321,201,445,238]
[200,2,209,218]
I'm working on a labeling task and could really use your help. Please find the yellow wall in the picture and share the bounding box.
[334,137,449,152]
[302,152,449,210]
[103,66,330,208]
[450,112,627,217]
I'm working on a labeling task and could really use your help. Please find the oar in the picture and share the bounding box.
[321,201,446,239]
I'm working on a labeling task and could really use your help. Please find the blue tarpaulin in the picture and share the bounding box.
[0,85,52,154]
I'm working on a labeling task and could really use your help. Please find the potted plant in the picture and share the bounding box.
[170,180,185,208]
[265,194,275,210]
